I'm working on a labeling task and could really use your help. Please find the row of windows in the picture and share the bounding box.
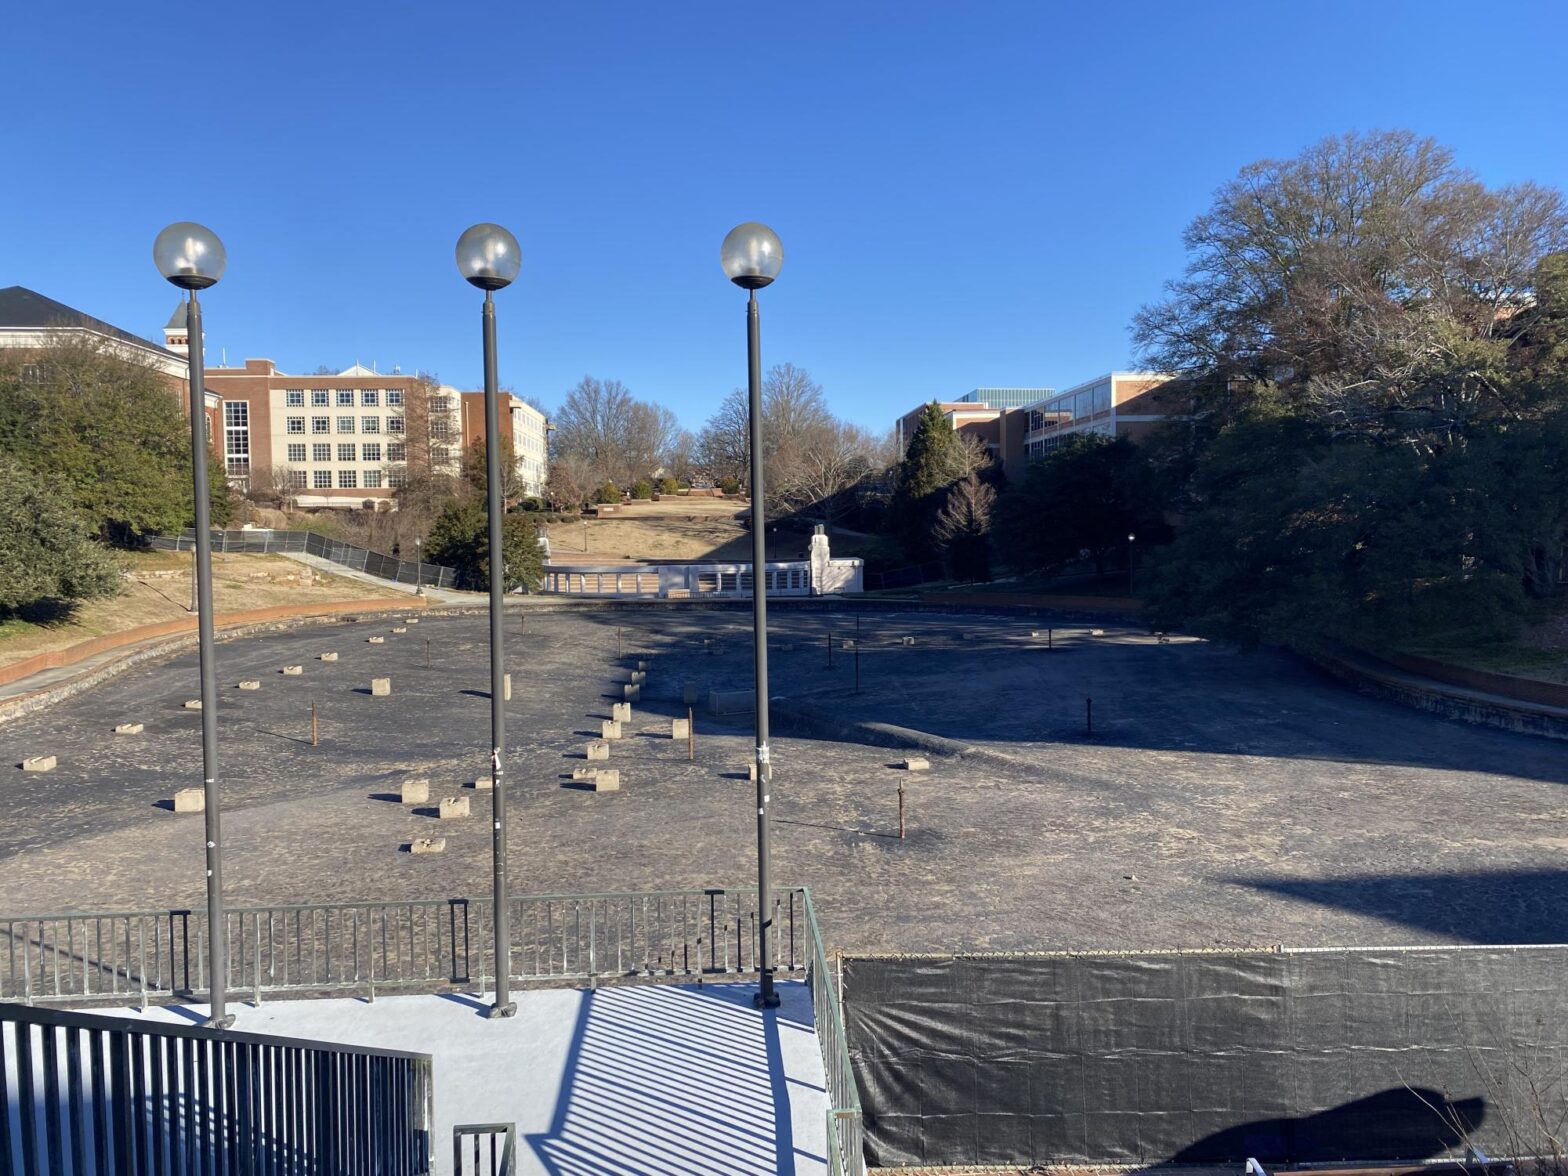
[285,442,405,463]
[285,416,404,436]
[283,389,405,408]
[286,468,389,490]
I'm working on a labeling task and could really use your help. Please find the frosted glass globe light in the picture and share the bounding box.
[456,223,522,291]
[153,222,226,290]
[720,222,784,289]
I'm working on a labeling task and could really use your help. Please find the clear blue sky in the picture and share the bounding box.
[4,1,1566,433]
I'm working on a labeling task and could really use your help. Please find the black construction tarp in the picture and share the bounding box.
[843,946,1568,1168]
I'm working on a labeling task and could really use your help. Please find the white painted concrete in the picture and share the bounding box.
[108,980,828,1175]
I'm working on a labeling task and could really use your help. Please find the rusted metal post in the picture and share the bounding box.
[311,701,318,747]
[898,779,906,839]
[425,637,431,669]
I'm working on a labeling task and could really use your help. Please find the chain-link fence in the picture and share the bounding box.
[154,530,457,589]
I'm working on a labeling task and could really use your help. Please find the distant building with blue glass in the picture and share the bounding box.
[956,388,1051,410]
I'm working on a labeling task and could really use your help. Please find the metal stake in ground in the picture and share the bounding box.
[425,637,431,670]
[721,219,784,1010]
[854,642,861,695]
[154,220,233,1030]
[1085,696,1093,737]
[311,701,318,747]
[898,779,906,839]
[456,221,522,1020]
[688,707,695,762]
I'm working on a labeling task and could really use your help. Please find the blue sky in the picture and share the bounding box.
[4,1,1566,433]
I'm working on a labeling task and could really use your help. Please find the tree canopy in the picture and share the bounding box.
[422,500,544,593]
[0,451,121,616]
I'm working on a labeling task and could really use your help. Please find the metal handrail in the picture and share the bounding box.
[799,889,865,1176]
[453,1122,517,1175]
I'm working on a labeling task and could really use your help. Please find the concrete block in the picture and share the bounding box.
[21,755,56,772]
[748,762,758,782]
[238,680,261,691]
[901,636,916,646]
[708,688,754,715]
[392,626,408,634]
[320,652,339,662]
[601,719,622,740]
[1090,628,1106,637]
[367,636,385,644]
[503,673,511,702]
[629,670,646,685]
[611,702,631,722]
[591,770,620,792]
[672,718,690,740]
[183,699,203,710]
[637,660,651,672]
[623,684,640,702]
[682,682,701,705]
[841,639,856,649]
[173,788,204,813]
[472,775,494,791]
[405,617,420,624]
[401,778,430,804]
[371,678,391,697]
[410,838,445,855]
[282,665,303,675]
[902,757,931,771]
[438,796,470,819]
[585,741,609,761]
[113,723,144,735]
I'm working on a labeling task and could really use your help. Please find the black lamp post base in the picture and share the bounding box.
[488,1001,518,1020]
[204,1013,235,1030]
[753,989,781,1010]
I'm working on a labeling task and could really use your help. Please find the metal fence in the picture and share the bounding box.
[154,530,458,589]
[863,560,946,592]
[452,1122,516,1175]
[0,1000,433,1174]
[800,890,866,1176]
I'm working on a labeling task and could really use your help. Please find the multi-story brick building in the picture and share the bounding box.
[458,391,550,498]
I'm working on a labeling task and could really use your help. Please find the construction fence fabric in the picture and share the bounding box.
[842,946,1568,1169]
[154,529,457,588]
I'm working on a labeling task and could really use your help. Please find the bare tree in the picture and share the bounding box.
[552,376,675,488]
[932,473,996,581]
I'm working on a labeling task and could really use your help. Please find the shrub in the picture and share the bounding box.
[596,482,620,505]
[719,475,741,495]
[631,480,654,500]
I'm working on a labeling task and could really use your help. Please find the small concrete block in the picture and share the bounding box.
[623,684,640,701]
[173,788,204,813]
[183,699,203,710]
[571,766,598,781]
[472,775,494,791]
[371,678,392,697]
[601,719,622,740]
[438,796,470,819]
[902,757,931,771]
[392,626,408,634]
[320,652,339,662]
[405,617,420,624]
[503,673,512,702]
[367,636,385,644]
[591,770,620,792]
[238,680,261,691]
[21,755,56,772]
[401,778,430,804]
[682,682,701,705]
[637,660,651,672]
[410,837,445,855]
[585,741,610,761]
[841,639,856,649]
[281,665,303,675]
[1090,628,1106,637]
[748,763,758,782]
[901,636,916,646]
[672,718,690,740]
[113,723,144,735]
[629,670,646,685]
[611,702,631,722]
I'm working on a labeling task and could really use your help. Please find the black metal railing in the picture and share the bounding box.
[0,890,806,1006]
[453,1122,516,1175]
[0,1001,433,1174]
[800,889,865,1176]
[154,529,458,589]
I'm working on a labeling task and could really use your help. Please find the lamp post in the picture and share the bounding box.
[456,222,522,1019]
[154,221,233,1029]
[721,221,784,1009]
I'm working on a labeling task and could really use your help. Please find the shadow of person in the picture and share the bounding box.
[1168,1088,1485,1164]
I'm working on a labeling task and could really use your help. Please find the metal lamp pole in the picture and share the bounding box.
[456,222,523,1020]
[154,222,233,1029]
[721,221,785,1010]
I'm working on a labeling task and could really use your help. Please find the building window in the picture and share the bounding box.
[313,443,332,462]
[338,470,357,489]
[361,416,380,434]
[338,443,356,462]
[431,419,453,439]
[286,443,306,462]
[312,417,330,434]
[386,389,403,406]
[287,469,308,489]
[311,390,329,407]
[363,469,383,489]
[432,445,451,464]
[430,396,453,415]
[286,416,305,435]
[337,416,355,434]
[361,390,379,406]
[313,470,332,489]
[224,401,250,476]
[336,390,354,406]
[387,416,404,434]
[285,390,304,407]
[387,442,406,462]
[388,469,407,488]
[361,443,382,463]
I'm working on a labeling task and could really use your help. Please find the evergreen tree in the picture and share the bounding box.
[423,500,544,593]
[0,452,121,616]
[889,403,971,559]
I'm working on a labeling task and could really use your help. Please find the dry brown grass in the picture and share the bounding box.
[543,507,876,564]
[0,551,405,670]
